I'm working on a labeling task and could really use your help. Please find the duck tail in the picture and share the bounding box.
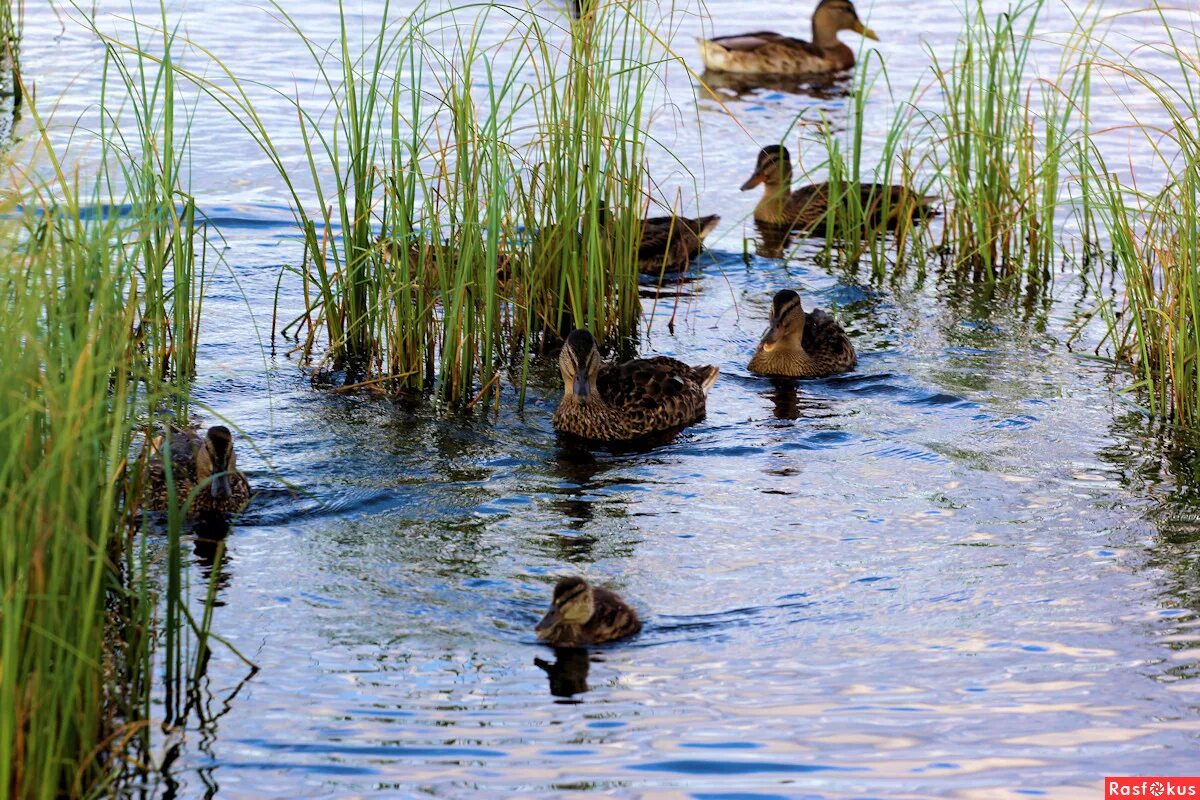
[697,365,720,394]
[696,214,721,240]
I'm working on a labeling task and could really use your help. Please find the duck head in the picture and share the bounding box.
[757,289,807,353]
[740,145,794,192]
[195,425,238,500]
[536,576,596,639]
[812,0,878,45]
[560,329,602,401]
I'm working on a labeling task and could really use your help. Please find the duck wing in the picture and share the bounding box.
[803,308,857,367]
[856,183,938,228]
[598,356,691,410]
[708,31,820,55]
[639,214,720,269]
[587,587,642,643]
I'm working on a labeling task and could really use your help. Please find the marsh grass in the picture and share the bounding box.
[925,0,1100,284]
[1,15,228,796]
[126,0,665,407]
[1081,6,1200,425]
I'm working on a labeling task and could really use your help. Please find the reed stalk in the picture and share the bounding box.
[1,10,222,795]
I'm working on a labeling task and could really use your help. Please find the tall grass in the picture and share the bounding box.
[123,0,664,406]
[927,0,1098,284]
[1083,6,1200,426]
[0,15,222,797]
[0,0,20,145]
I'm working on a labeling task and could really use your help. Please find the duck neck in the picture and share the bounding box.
[811,17,855,68]
[755,178,795,225]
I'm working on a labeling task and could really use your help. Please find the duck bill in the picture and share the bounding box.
[740,172,766,191]
[759,324,782,353]
[572,373,591,398]
[854,21,880,40]
[210,472,232,500]
[535,607,562,636]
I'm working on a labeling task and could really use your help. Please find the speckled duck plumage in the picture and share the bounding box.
[535,577,642,647]
[749,289,857,378]
[698,0,878,77]
[637,214,721,274]
[147,425,251,516]
[552,329,719,442]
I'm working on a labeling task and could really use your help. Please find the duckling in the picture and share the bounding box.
[698,0,878,77]
[741,145,934,234]
[552,329,719,442]
[148,425,252,516]
[749,289,857,378]
[637,214,721,274]
[536,577,642,647]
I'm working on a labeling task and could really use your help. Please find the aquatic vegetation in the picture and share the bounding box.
[925,0,1099,282]
[0,22,232,797]
[1082,9,1200,426]
[143,0,673,406]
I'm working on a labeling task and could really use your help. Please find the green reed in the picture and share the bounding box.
[1082,6,1200,426]
[1,14,224,796]
[927,0,1096,283]
[131,0,659,406]
[800,49,937,280]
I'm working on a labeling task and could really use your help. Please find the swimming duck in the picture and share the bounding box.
[148,425,252,516]
[749,289,857,377]
[552,329,719,442]
[536,577,642,647]
[698,0,877,77]
[636,214,721,274]
[741,145,934,233]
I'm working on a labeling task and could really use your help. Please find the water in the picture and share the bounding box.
[23,0,1200,796]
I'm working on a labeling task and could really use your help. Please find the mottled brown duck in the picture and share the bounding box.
[698,0,878,77]
[147,425,252,516]
[535,577,642,647]
[748,289,857,378]
[552,329,719,442]
[741,145,934,234]
[636,213,721,274]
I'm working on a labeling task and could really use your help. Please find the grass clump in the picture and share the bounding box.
[1083,6,1200,425]
[146,0,665,407]
[0,17,224,796]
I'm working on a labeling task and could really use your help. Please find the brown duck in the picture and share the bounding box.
[636,214,721,274]
[741,145,934,234]
[552,329,719,442]
[749,289,857,378]
[536,577,642,647]
[147,425,252,516]
[698,0,878,77]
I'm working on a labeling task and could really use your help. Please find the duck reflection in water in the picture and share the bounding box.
[191,516,234,607]
[753,219,802,259]
[769,378,803,420]
[535,647,591,698]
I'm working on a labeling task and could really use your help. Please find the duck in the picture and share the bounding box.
[741,145,934,234]
[552,329,719,442]
[535,577,642,647]
[147,425,252,516]
[698,0,878,77]
[636,213,721,274]
[749,289,857,377]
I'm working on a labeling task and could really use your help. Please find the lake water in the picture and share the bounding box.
[22,0,1200,796]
